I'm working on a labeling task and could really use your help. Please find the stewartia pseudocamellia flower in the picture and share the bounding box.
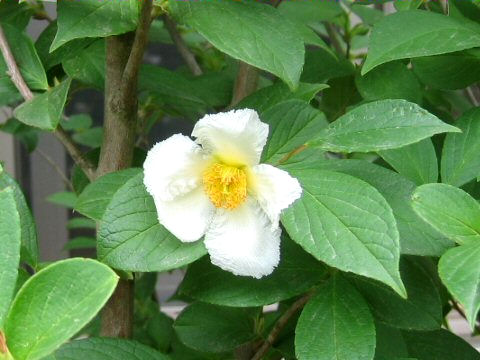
[143,109,302,278]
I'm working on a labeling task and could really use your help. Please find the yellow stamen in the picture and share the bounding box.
[203,162,247,210]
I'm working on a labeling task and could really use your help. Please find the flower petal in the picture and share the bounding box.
[192,109,269,166]
[251,164,302,226]
[153,187,215,242]
[144,134,208,202]
[204,198,281,278]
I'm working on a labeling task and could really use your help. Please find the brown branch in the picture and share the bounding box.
[0,24,96,180]
[251,294,312,360]
[277,144,307,165]
[164,15,203,76]
[230,62,259,107]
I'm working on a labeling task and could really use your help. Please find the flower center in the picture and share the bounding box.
[203,162,247,210]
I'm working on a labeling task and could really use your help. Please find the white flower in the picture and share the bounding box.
[143,109,302,278]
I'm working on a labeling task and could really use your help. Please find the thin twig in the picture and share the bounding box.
[164,15,203,76]
[277,144,307,165]
[121,0,153,97]
[450,300,480,334]
[36,148,73,191]
[251,294,312,360]
[466,87,479,107]
[0,23,96,180]
[230,62,258,107]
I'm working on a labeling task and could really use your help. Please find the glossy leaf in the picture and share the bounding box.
[5,258,118,360]
[309,99,460,153]
[282,169,406,297]
[76,168,141,220]
[178,236,326,307]
[363,10,480,74]
[14,79,71,131]
[97,173,207,272]
[0,188,21,328]
[52,0,139,51]
[171,0,304,89]
[295,275,375,360]
[438,241,480,330]
[412,183,480,245]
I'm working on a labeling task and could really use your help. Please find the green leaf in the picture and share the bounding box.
[402,329,480,360]
[0,24,47,91]
[171,0,304,89]
[295,274,375,360]
[4,258,118,360]
[374,322,409,359]
[0,1,33,30]
[97,173,207,272]
[0,118,38,153]
[76,168,141,220]
[46,191,77,209]
[51,0,139,51]
[0,164,38,268]
[394,0,423,11]
[261,100,328,164]
[301,49,355,84]
[52,338,170,360]
[379,139,438,185]
[277,0,343,23]
[412,49,480,90]
[363,10,480,74]
[282,169,406,297]
[438,241,480,330]
[411,183,480,245]
[351,4,384,25]
[237,82,328,114]
[178,236,326,307]
[14,79,71,131]
[353,257,443,331]
[441,108,480,187]
[309,99,460,153]
[63,40,105,89]
[63,237,96,251]
[290,159,452,257]
[0,188,21,328]
[60,114,93,132]
[355,61,421,103]
[72,127,104,148]
[66,217,96,230]
[174,303,258,353]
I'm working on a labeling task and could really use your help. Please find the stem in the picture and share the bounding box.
[451,300,480,333]
[230,61,259,107]
[164,15,203,76]
[36,148,73,191]
[466,86,479,107]
[277,144,307,165]
[98,0,153,338]
[251,294,312,360]
[0,24,96,180]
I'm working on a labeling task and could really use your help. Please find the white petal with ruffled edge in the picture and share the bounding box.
[250,164,302,226]
[192,109,269,166]
[152,187,215,242]
[143,134,209,202]
[204,198,281,278]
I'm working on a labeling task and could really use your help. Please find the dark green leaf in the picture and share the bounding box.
[0,1,33,30]
[72,127,104,148]
[301,49,355,84]
[60,114,93,132]
[63,40,105,89]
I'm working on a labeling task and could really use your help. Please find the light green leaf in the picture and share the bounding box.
[0,24,47,91]
[402,329,480,360]
[282,169,406,297]
[0,188,21,328]
[261,100,328,164]
[355,61,421,103]
[97,173,207,272]
[295,274,375,360]
[51,0,139,51]
[309,99,460,153]
[60,114,93,132]
[174,303,258,353]
[363,10,480,74]
[394,0,423,11]
[441,108,480,187]
[287,159,452,257]
[52,338,170,360]
[412,183,480,245]
[351,4,384,25]
[379,139,438,185]
[237,82,328,114]
[412,49,480,90]
[178,236,326,307]
[66,217,95,230]
[171,0,304,89]
[72,127,103,148]
[46,191,77,209]
[5,258,118,360]
[63,237,96,251]
[353,257,443,331]
[76,168,141,220]
[14,79,71,131]
[63,40,105,89]
[439,242,480,330]
[0,164,38,268]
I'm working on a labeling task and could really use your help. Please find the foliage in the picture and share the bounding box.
[1,0,480,359]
